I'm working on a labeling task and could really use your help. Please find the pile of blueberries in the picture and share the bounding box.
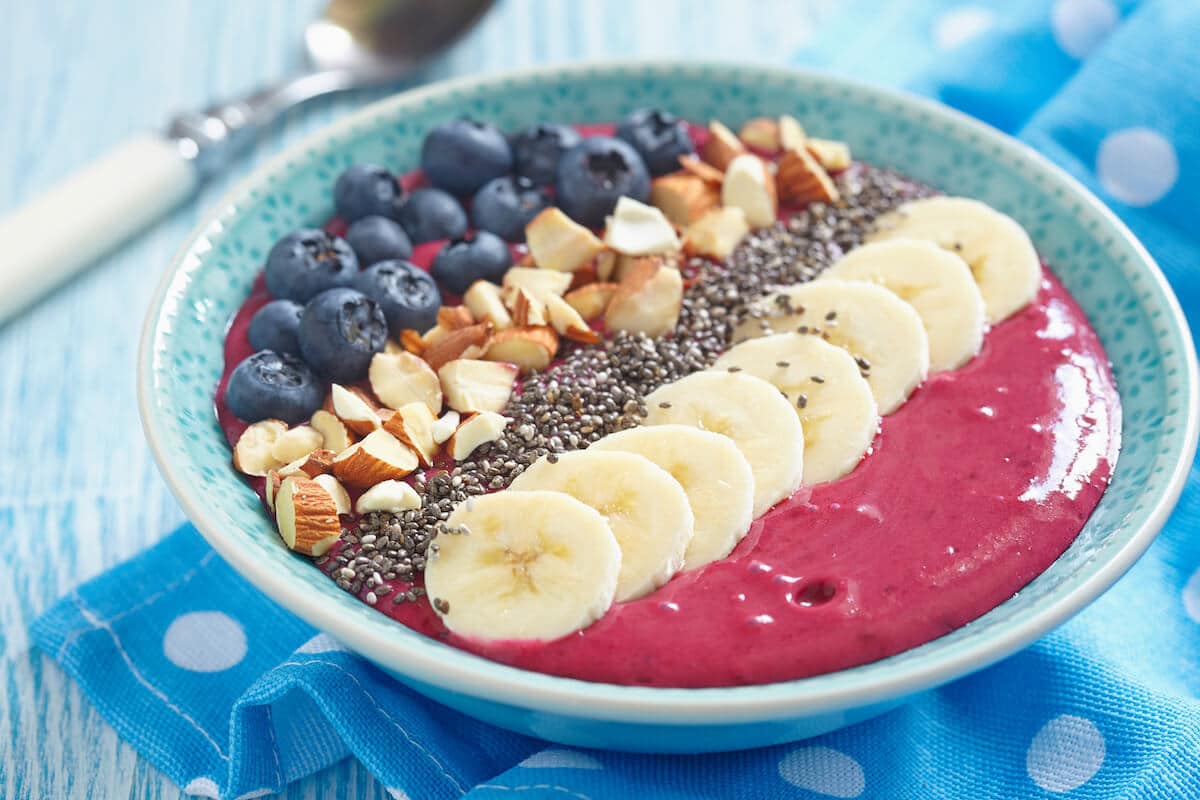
[226,109,696,425]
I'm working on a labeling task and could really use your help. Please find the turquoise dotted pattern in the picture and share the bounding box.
[140,64,1193,709]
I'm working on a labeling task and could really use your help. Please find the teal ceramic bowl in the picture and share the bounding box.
[138,62,1198,752]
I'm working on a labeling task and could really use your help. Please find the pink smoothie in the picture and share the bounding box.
[216,139,1119,688]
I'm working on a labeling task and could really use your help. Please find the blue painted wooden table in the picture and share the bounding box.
[0,1,845,796]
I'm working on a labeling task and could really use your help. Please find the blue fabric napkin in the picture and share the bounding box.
[32,1,1200,797]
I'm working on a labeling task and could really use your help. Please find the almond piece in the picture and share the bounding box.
[595,249,618,282]
[739,117,781,152]
[275,476,342,556]
[313,474,352,515]
[779,114,807,150]
[564,282,618,321]
[506,287,548,327]
[382,402,438,467]
[329,383,382,436]
[605,259,683,337]
[603,196,681,256]
[355,480,422,515]
[683,206,750,260]
[805,138,852,172]
[463,280,513,329]
[484,326,559,374]
[777,145,841,206]
[294,448,335,477]
[421,321,493,372]
[437,305,475,330]
[447,411,510,461]
[525,207,604,272]
[332,429,419,488]
[678,155,726,184]
[502,266,573,300]
[398,329,426,355]
[310,410,356,455]
[233,419,288,477]
[438,359,518,414]
[430,410,461,444]
[265,470,283,511]
[270,424,324,464]
[701,120,746,171]
[384,338,405,355]
[368,351,443,414]
[721,153,777,228]
[545,293,601,344]
[650,173,720,227]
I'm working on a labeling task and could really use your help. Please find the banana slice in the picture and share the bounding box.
[733,280,929,415]
[643,371,804,517]
[825,238,986,372]
[509,450,693,602]
[424,491,620,642]
[592,425,755,571]
[867,196,1041,323]
[715,333,878,485]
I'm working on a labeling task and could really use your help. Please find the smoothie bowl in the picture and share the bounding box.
[138,62,1198,752]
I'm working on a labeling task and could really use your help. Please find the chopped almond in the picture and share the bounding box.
[545,293,601,344]
[777,146,841,206]
[329,384,382,436]
[355,480,422,515]
[382,402,439,467]
[438,359,519,414]
[275,476,342,556]
[595,249,618,282]
[332,429,419,488]
[565,282,618,321]
[683,207,750,260]
[805,138,852,172]
[603,197,680,256]
[650,174,720,227]
[779,114,807,150]
[313,474,351,516]
[421,321,493,372]
[507,287,548,327]
[502,266,573,300]
[309,410,355,455]
[233,419,288,477]
[463,281,513,329]
[721,154,777,228]
[448,412,509,461]
[368,351,443,414]
[700,120,746,171]
[265,470,282,511]
[430,410,461,444]
[437,305,475,330]
[678,154,726,184]
[485,326,559,374]
[525,207,604,272]
[272,427,323,478]
[739,117,781,152]
[605,259,683,338]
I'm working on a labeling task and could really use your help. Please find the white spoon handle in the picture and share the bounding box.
[0,135,196,321]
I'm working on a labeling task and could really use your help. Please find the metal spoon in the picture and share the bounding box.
[0,0,492,322]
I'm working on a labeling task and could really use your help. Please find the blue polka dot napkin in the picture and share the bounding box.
[32,1,1200,797]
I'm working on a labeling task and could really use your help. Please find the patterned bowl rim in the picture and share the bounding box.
[139,61,1198,724]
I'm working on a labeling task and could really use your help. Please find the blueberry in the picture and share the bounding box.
[353,260,441,337]
[511,123,582,186]
[555,137,651,228]
[298,288,388,383]
[264,229,359,303]
[396,188,468,244]
[333,164,403,223]
[225,350,324,424]
[471,176,551,242]
[615,108,695,177]
[430,232,511,295]
[247,299,304,357]
[420,118,513,196]
[346,215,413,266]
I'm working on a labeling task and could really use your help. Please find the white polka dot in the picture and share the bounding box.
[778,746,865,798]
[934,6,996,50]
[1183,566,1200,622]
[183,777,220,798]
[519,749,603,770]
[386,789,411,800]
[1096,127,1179,206]
[163,611,247,672]
[296,633,347,654]
[1052,0,1119,58]
[1026,715,1106,792]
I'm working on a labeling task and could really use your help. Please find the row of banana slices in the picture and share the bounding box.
[425,196,1043,642]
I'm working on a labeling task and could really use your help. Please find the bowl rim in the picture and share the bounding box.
[139,60,1199,724]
